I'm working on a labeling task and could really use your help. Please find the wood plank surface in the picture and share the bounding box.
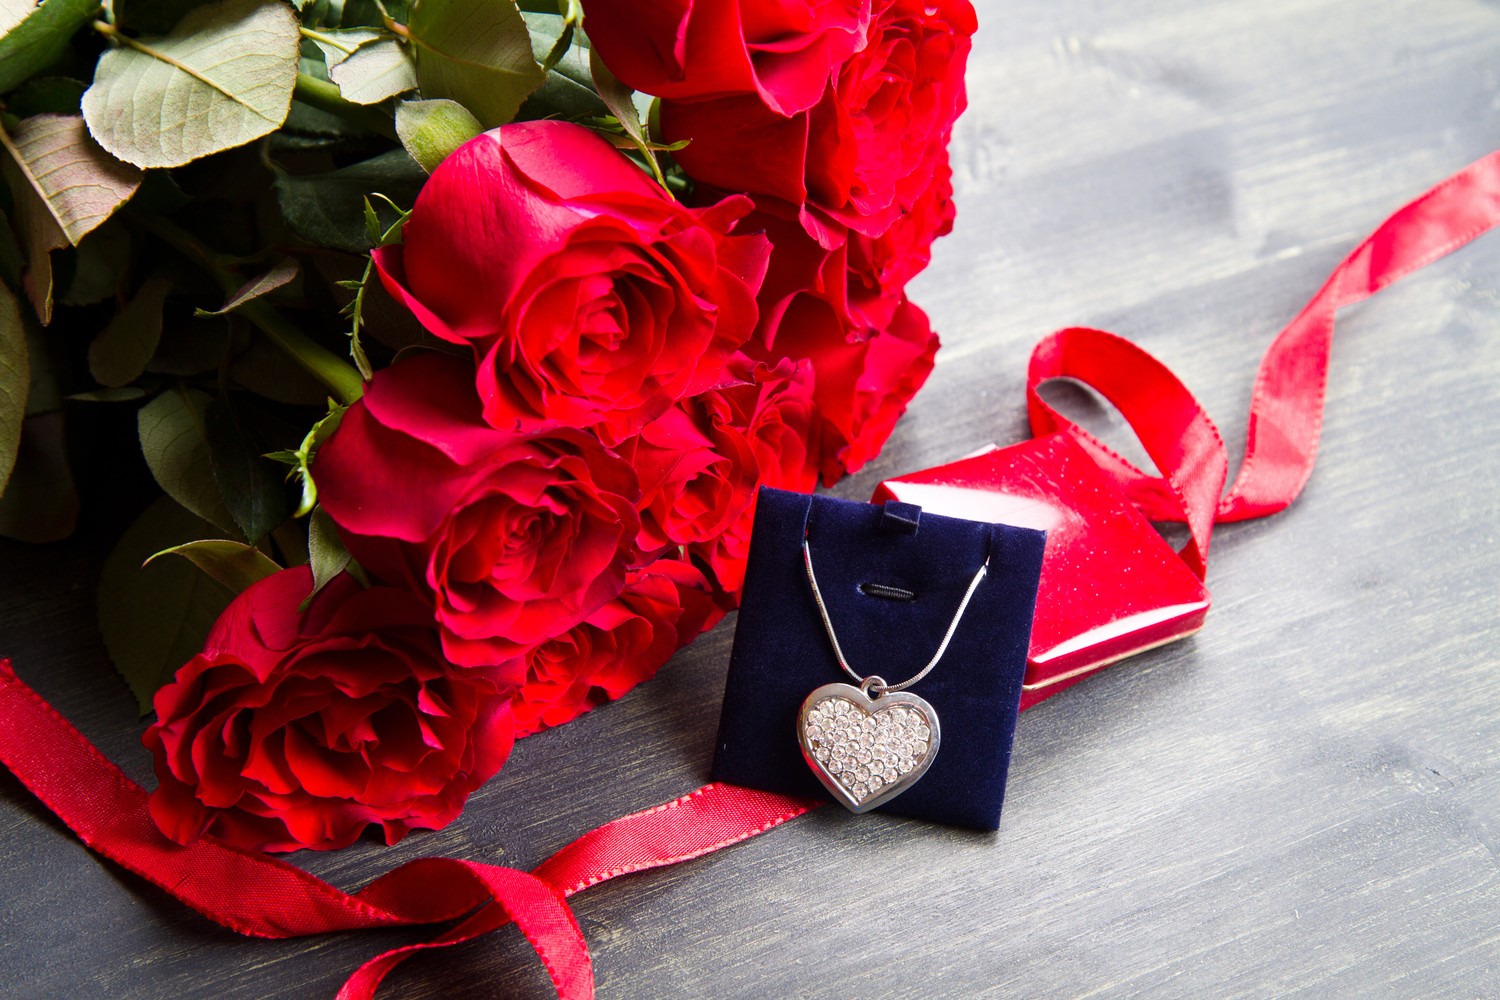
[3,0,1499,996]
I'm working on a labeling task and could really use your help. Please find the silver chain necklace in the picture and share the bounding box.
[796,539,989,813]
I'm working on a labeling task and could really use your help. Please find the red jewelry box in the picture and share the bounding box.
[872,434,1210,709]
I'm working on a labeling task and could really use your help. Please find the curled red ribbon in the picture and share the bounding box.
[4,149,1500,997]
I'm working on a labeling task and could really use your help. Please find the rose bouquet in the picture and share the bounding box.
[0,0,975,851]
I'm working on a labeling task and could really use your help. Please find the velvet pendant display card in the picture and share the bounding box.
[712,488,1047,830]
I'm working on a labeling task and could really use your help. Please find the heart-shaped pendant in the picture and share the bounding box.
[796,682,941,813]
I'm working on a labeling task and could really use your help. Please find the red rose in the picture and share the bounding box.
[683,357,819,595]
[581,0,870,116]
[510,558,721,737]
[662,0,975,244]
[836,295,940,474]
[847,155,955,328]
[374,121,769,443]
[744,208,939,483]
[614,355,817,593]
[315,351,642,670]
[143,568,514,852]
[618,376,761,560]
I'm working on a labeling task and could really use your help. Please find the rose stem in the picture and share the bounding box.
[292,72,399,140]
[131,213,366,406]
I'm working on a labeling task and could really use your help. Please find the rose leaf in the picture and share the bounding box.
[406,0,545,129]
[88,274,172,387]
[0,279,27,494]
[198,256,300,316]
[138,385,240,536]
[0,0,101,95]
[0,411,79,542]
[395,98,481,173]
[113,0,208,34]
[7,76,89,117]
[0,114,140,321]
[98,496,235,716]
[274,148,425,251]
[63,220,133,306]
[304,504,360,608]
[205,393,291,545]
[330,37,417,105]
[146,538,282,593]
[516,13,606,121]
[0,115,143,247]
[82,0,301,169]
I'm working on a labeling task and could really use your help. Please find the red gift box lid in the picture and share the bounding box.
[873,434,1210,710]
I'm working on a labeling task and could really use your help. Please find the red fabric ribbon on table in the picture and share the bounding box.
[4,149,1500,998]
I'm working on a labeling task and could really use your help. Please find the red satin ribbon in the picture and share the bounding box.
[0,658,815,998]
[1027,148,1500,576]
[4,150,1500,997]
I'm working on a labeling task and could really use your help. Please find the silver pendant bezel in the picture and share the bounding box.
[796,682,941,813]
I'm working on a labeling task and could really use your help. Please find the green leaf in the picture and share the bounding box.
[304,26,416,105]
[304,25,382,66]
[98,496,235,715]
[395,98,481,173]
[0,0,101,95]
[62,219,132,306]
[589,48,666,188]
[199,256,299,316]
[0,207,22,289]
[0,114,143,246]
[0,114,141,323]
[115,0,205,34]
[148,315,232,376]
[406,0,545,129]
[517,10,603,122]
[306,28,419,105]
[0,410,78,542]
[520,4,580,73]
[138,385,239,534]
[274,148,425,251]
[88,274,171,387]
[68,386,149,402]
[0,280,27,494]
[227,333,332,405]
[0,144,64,324]
[302,0,397,29]
[82,0,301,169]
[146,538,281,593]
[205,393,290,544]
[305,503,352,604]
[7,77,88,117]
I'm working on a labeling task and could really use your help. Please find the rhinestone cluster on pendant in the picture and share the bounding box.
[804,697,932,804]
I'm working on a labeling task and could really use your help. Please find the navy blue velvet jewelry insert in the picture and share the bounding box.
[712,487,1047,830]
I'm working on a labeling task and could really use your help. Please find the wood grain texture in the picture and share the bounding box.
[3,0,1499,996]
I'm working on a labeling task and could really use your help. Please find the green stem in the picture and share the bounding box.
[238,299,366,406]
[293,73,397,139]
[132,214,365,406]
[298,26,358,55]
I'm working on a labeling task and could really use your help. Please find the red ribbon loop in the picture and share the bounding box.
[1027,326,1227,578]
[1028,149,1500,572]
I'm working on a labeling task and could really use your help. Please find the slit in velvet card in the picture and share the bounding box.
[712,487,1047,830]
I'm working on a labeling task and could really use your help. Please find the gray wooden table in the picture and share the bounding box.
[4,1,1499,996]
